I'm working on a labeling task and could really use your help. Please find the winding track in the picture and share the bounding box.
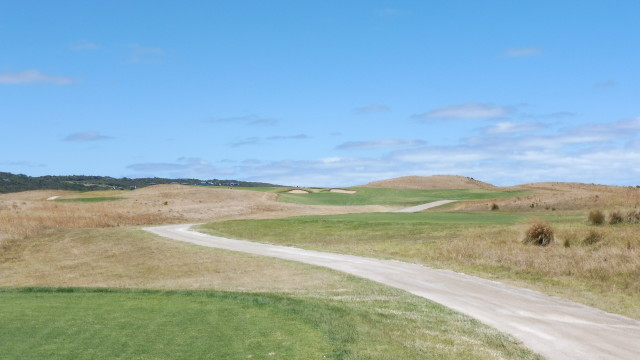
[145,224,640,360]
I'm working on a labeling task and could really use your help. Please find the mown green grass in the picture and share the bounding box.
[0,287,540,360]
[199,212,537,249]
[239,186,526,206]
[56,197,124,203]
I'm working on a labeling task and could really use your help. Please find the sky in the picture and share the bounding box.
[2,1,640,187]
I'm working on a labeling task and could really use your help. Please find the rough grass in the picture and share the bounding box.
[200,211,640,320]
[0,228,540,359]
[249,187,526,206]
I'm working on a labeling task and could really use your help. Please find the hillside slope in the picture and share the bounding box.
[364,175,495,190]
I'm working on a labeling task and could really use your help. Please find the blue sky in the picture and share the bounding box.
[2,1,639,187]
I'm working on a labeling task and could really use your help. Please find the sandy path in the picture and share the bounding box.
[145,224,640,360]
[394,200,457,212]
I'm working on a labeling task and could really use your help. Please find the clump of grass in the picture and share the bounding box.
[523,222,554,246]
[626,210,640,224]
[489,203,499,211]
[583,230,602,245]
[608,210,624,225]
[588,210,605,225]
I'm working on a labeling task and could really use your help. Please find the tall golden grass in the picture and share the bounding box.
[0,201,179,239]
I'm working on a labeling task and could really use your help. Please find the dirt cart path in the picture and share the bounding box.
[145,224,640,360]
[393,200,457,212]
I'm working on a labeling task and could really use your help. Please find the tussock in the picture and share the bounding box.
[523,222,554,246]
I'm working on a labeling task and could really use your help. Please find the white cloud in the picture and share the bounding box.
[413,103,512,120]
[63,132,112,142]
[0,70,75,85]
[336,139,426,150]
[504,46,542,57]
[481,121,547,135]
[225,117,640,187]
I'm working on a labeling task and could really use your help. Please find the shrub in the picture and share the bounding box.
[588,210,605,225]
[490,203,499,211]
[583,230,602,245]
[626,210,640,224]
[608,211,624,225]
[523,222,554,246]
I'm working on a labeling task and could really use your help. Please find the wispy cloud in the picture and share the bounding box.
[70,41,101,51]
[209,115,278,126]
[227,117,640,187]
[336,139,425,150]
[504,46,542,57]
[0,70,75,85]
[127,157,220,177]
[127,43,165,63]
[481,121,547,135]
[266,134,309,140]
[354,104,391,114]
[413,102,512,120]
[0,161,45,168]
[63,132,112,142]
[230,134,309,147]
[594,80,617,89]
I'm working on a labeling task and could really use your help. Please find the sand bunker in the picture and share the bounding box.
[287,189,309,194]
[330,189,356,194]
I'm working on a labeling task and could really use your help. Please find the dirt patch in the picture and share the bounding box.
[330,189,356,194]
[364,175,494,190]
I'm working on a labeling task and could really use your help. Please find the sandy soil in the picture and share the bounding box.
[287,189,309,194]
[147,224,640,360]
[329,189,356,194]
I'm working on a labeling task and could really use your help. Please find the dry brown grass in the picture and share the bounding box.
[0,227,356,292]
[364,175,495,190]
[457,182,640,212]
[0,185,386,239]
[427,222,640,318]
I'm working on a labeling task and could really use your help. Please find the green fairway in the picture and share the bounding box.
[239,186,526,206]
[0,287,540,360]
[0,289,334,360]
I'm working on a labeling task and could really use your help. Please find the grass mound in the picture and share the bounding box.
[588,210,605,225]
[523,222,554,246]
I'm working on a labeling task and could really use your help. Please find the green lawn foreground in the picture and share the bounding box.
[0,287,540,360]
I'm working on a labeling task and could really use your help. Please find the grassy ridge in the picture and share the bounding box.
[0,287,540,360]
[243,187,526,206]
